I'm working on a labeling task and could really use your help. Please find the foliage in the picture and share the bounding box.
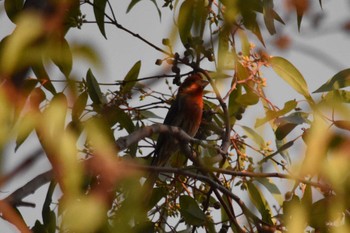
[1,0,350,232]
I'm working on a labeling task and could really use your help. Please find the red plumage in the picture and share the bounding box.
[151,73,209,167]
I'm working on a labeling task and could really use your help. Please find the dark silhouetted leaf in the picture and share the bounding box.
[263,0,276,35]
[127,0,161,20]
[72,92,88,121]
[247,181,273,224]
[86,69,105,105]
[242,11,265,46]
[32,61,57,95]
[313,68,350,93]
[42,182,56,228]
[283,195,301,220]
[104,106,134,133]
[276,139,291,164]
[275,123,297,140]
[4,0,23,23]
[121,60,141,94]
[275,112,309,140]
[179,195,207,226]
[309,196,338,230]
[49,38,72,77]
[126,0,141,13]
[93,0,107,39]
[256,178,282,203]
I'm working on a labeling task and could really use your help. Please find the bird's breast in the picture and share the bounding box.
[179,95,203,137]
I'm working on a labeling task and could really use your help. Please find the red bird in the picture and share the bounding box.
[151,73,209,172]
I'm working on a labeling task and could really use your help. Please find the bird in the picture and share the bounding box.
[146,73,209,187]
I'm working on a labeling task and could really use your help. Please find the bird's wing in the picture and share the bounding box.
[162,98,180,125]
[152,97,182,165]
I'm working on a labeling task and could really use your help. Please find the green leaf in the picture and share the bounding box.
[49,38,72,77]
[263,0,276,35]
[313,68,350,93]
[277,111,309,125]
[179,195,207,226]
[93,0,107,39]
[228,84,242,125]
[242,11,265,46]
[297,12,303,32]
[127,0,161,20]
[256,178,282,202]
[126,0,141,13]
[217,27,231,69]
[86,69,106,105]
[256,178,280,195]
[15,111,39,151]
[42,182,56,225]
[32,61,57,95]
[275,123,297,140]
[309,197,337,229]
[72,92,88,121]
[323,90,350,104]
[276,139,291,164]
[255,100,297,127]
[246,181,273,224]
[241,126,265,149]
[301,185,312,210]
[178,0,194,45]
[32,220,46,233]
[275,112,309,140]
[270,57,312,102]
[104,107,135,133]
[235,91,259,106]
[1,14,43,75]
[283,195,301,220]
[192,0,208,36]
[148,187,167,210]
[120,61,141,94]
[4,0,23,23]
[151,0,162,20]
[238,30,250,56]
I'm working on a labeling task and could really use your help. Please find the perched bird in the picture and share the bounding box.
[147,73,209,185]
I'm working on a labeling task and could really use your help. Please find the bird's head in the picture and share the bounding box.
[178,74,209,96]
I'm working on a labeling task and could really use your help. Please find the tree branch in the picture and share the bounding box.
[116,123,205,151]
[0,149,43,187]
[4,170,53,207]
